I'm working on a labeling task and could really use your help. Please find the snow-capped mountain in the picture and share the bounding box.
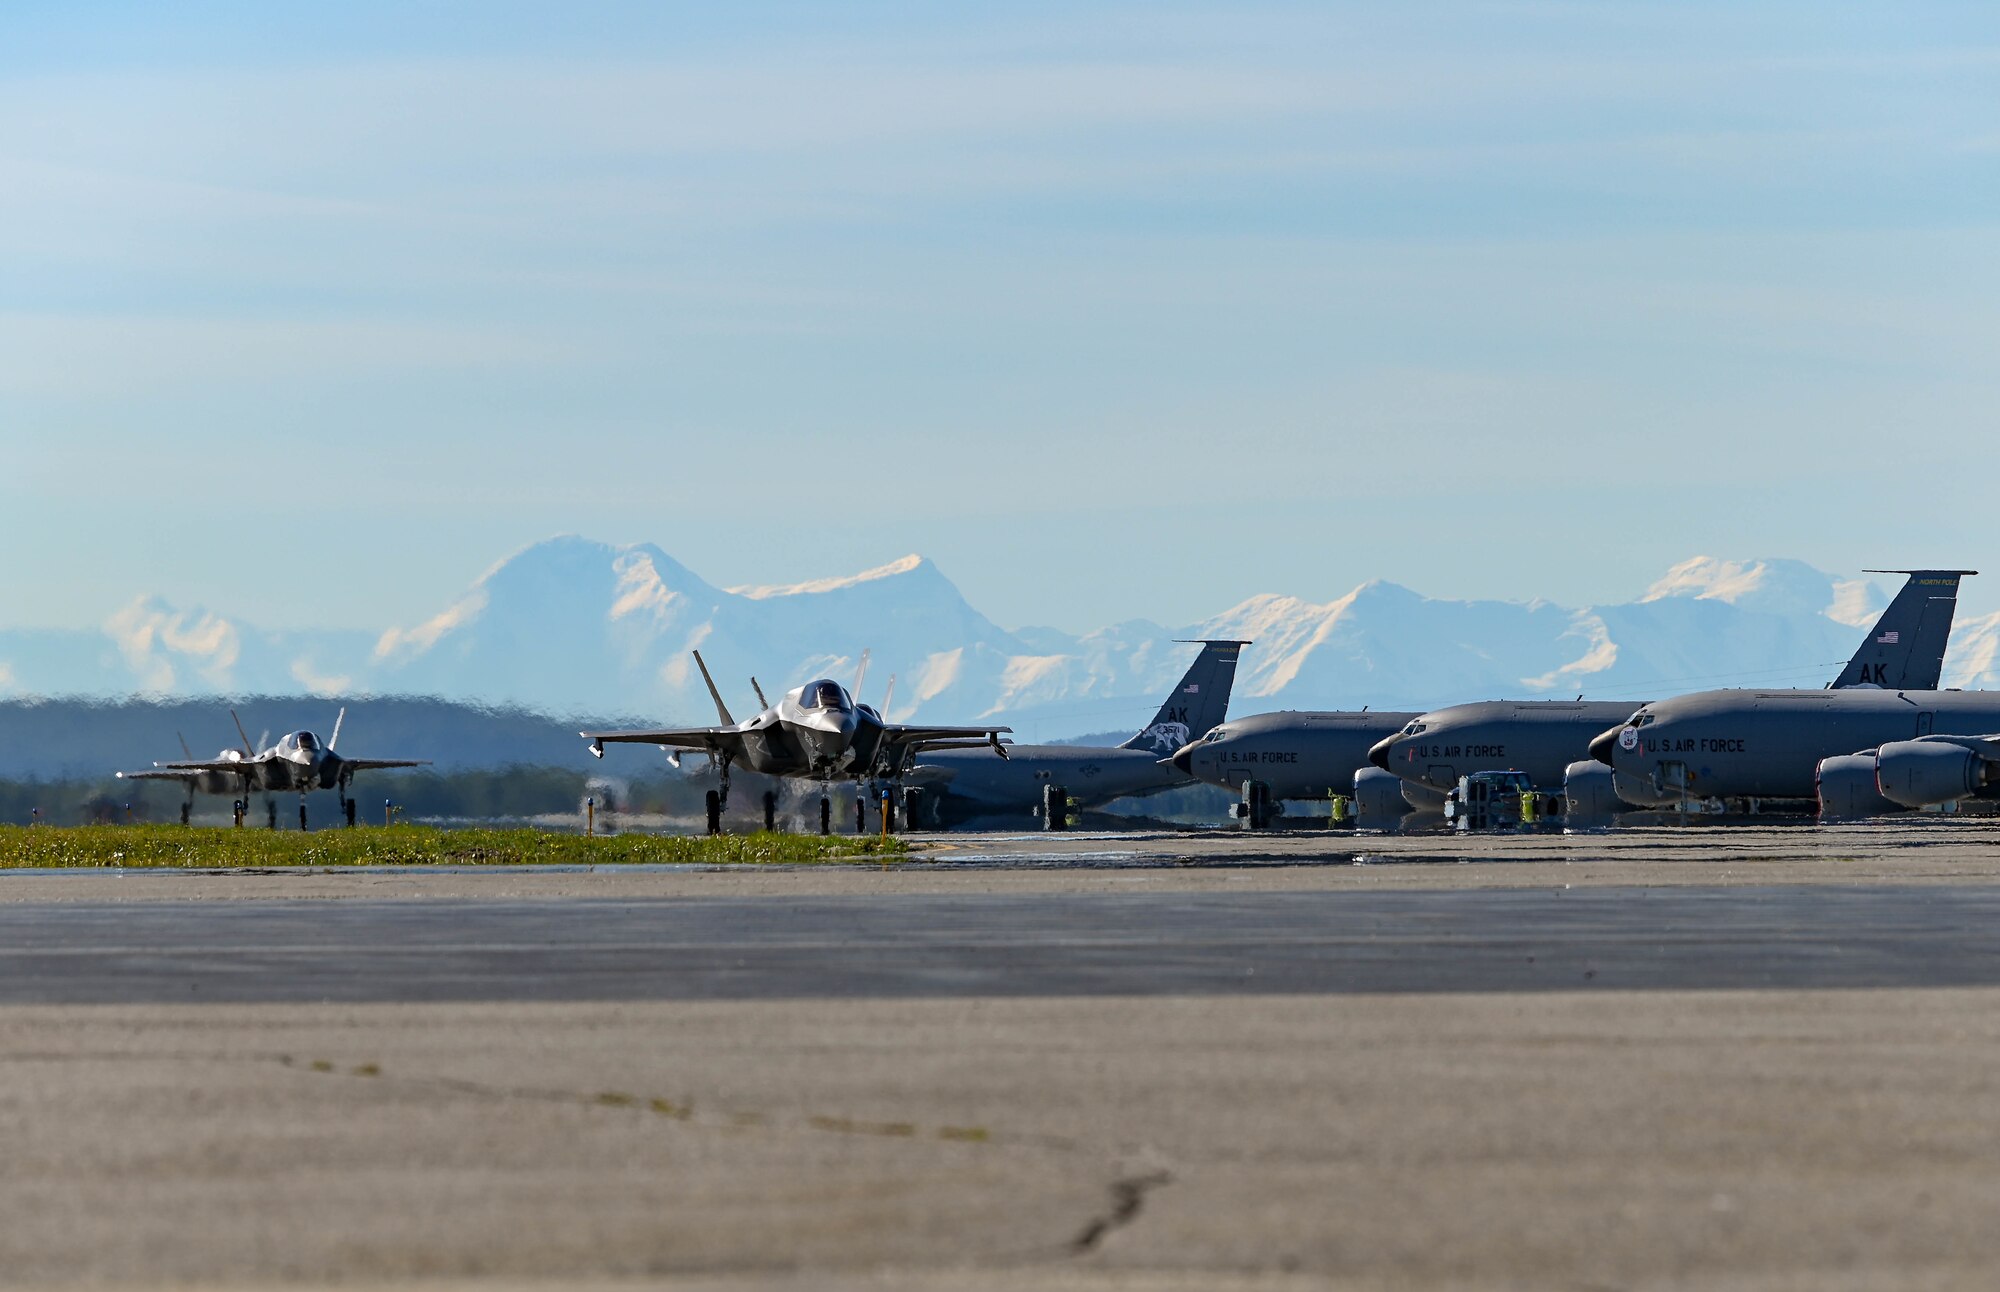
[0,541,1990,738]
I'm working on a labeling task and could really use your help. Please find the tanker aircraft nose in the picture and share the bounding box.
[1589,723,1625,766]
[1366,733,1397,771]
[1168,744,1194,775]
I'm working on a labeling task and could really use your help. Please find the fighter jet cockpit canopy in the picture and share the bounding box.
[800,680,854,712]
[294,731,320,751]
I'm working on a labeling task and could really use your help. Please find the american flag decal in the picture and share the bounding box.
[1184,683,1199,693]
[1878,631,1900,644]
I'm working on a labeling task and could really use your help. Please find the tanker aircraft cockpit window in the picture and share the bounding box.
[803,681,852,711]
[1203,729,1228,743]
[1402,721,1428,736]
[1633,714,1656,728]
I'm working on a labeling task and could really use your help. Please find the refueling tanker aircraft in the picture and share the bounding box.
[903,640,1245,827]
[582,650,1010,832]
[1378,569,1971,817]
[1591,673,2000,819]
[116,708,429,828]
[1170,569,1970,824]
[1169,709,1424,820]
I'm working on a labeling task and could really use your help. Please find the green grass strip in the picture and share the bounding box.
[0,825,911,870]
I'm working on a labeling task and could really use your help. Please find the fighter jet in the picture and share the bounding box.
[116,709,428,828]
[902,640,1245,828]
[1368,569,1974,812]
[582,650,1011,833]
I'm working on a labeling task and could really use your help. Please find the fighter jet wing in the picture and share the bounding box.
[118,758,260,780]
[580,725,749,759]
[338,759,432,772]
[878,725,1013,760]
[114,767,216,782]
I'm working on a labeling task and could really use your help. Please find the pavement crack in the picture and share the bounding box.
[1068,1169,1172,1256]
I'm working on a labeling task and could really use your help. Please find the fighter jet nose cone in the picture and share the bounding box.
[1366,735,1397,772]
[1588,726,1621,766]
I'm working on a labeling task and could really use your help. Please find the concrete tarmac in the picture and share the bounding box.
[6,883,2000,1004]
[10,824,2000,1290]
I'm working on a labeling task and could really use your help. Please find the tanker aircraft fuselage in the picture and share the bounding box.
[1590,688,2000,802]
[1171,709,1416,800]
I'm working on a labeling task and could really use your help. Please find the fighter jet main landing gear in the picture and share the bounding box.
[266,799,278,830]
[762,790,778,833]
[818,794,832,836]
[704,789,723,836]
[854,795,867,835]
[342,796,357,827]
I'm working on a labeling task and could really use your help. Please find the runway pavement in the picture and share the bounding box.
[6,882,2000,1004]
[10,826,2000,1290]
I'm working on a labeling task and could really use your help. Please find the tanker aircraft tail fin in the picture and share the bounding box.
[1833,569,1976,691]
[1119,640,1246,755]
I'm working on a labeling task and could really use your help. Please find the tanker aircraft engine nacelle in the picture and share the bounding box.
[1352,766,1412,824]
[1562,761,1621,819]
[1814,752,1900,820]
[1873,739,1989,810]
[1401,779,1448,814]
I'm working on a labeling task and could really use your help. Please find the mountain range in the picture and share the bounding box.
[5,538,1997,740]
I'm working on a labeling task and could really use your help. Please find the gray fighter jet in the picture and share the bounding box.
[1368,569,1973,810]
[902,640,1244,828]
[582,650,1010,832]
[116,708,428,828]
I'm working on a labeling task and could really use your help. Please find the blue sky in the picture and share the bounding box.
[4,2,1997,632]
